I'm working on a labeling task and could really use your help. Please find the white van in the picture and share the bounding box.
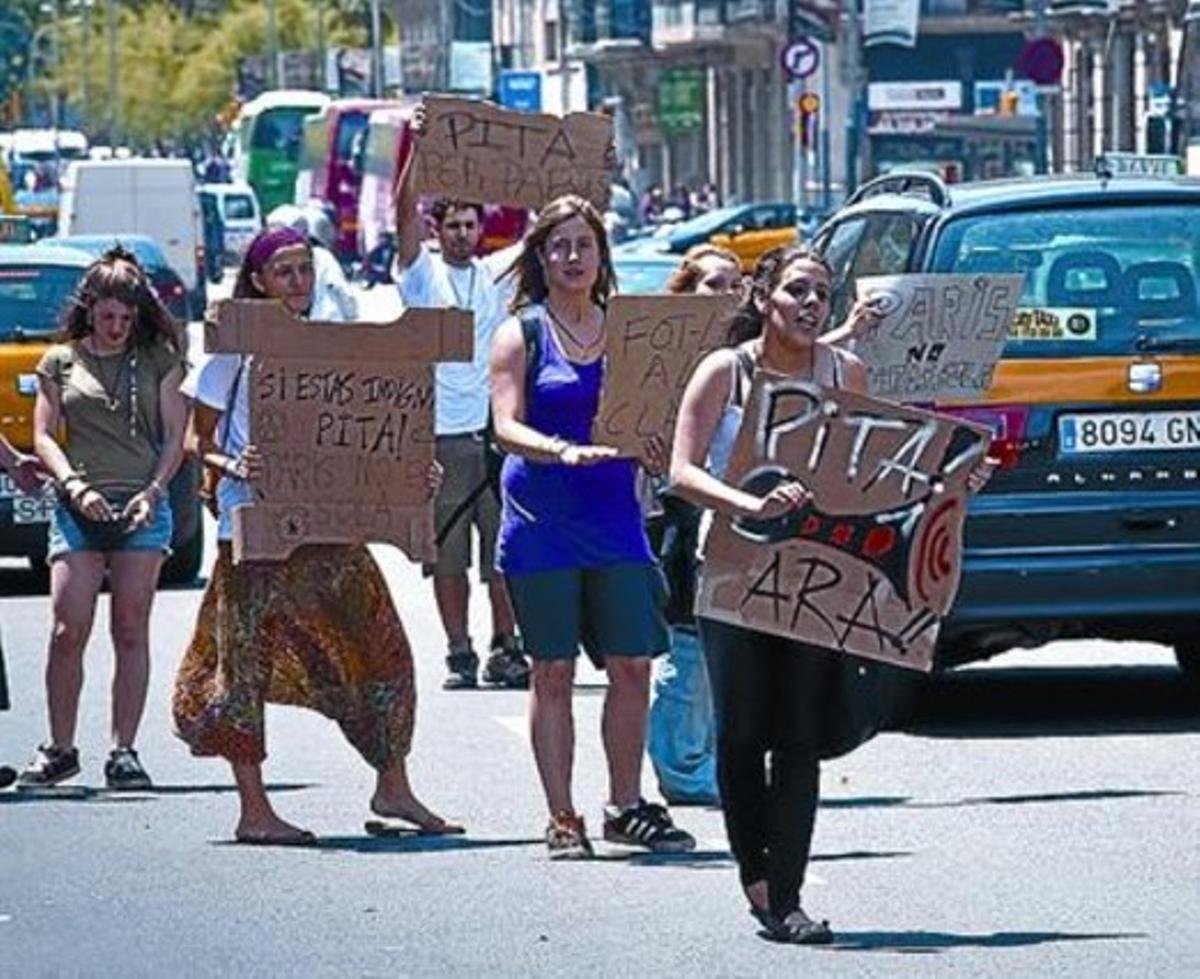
[199,181,262,264]
[58,159,204,315]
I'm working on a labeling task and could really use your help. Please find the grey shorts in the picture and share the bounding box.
[423,432,500,582]
[506,562,670,665]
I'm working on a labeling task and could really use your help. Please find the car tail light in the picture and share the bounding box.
[941,404,1030,470]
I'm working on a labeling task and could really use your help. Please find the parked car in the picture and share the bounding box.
[57,158,206,318]
[611,247,681,295]
[0,242,204,585]
[54,234,191,323]
[811,168,1200,686]
[198,181,262,265]
[622,202,799,270]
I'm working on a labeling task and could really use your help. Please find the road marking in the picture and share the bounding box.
[495,715,528,741]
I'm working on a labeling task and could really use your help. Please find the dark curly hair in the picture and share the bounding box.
[504,194,615,311]
[726,244,832,346]
[57,245,180,350]
[429,197,484,224]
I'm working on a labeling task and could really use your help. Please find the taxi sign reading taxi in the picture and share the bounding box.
[1098,152,1183,178]
[781,38,820,81]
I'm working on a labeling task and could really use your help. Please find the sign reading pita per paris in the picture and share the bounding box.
[698,374,990,672]
[205,299,472,564]
[593,294,739,456]
[411,95,613,211]
[852,273,1022,403]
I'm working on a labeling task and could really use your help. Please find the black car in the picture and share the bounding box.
[812,169,1200,686]
[54,234,192,323]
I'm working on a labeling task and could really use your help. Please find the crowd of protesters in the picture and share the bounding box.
[0,100,1001,947]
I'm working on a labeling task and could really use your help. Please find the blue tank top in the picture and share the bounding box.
[497,305,654,576]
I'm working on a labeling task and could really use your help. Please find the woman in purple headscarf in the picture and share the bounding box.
[172,229,462,845]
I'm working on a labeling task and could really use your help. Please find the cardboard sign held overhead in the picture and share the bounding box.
[698,373,991,672]
[204,300,472,564]
[852,273,1022,404]
[412,95,613,211]
[593,294,739,456]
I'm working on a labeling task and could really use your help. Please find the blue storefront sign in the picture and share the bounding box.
[498,70,543,113]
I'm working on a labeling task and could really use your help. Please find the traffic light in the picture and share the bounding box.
[1146,115,1169,155]
[998,89,1020,116]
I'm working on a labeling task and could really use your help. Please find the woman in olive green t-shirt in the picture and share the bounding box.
[17,248,186,792]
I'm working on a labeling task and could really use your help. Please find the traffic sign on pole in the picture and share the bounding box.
[780,38,820,81]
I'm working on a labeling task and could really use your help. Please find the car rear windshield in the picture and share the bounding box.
[930,202,1200,357]
[223,195,256,221]
[0,265,81,339]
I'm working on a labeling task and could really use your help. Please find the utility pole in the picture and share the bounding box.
[369,0,383,97]
[266,0,279,90]
[106,0,118,143]
[558,0,569,113]
[844,0,867,197]
[1034,0,1049,173]
[81,1,92,133]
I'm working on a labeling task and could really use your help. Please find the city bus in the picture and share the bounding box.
[227,90,330,215]
[295,98,387,262]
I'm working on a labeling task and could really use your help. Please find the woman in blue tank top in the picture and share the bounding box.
[490,194,694,860]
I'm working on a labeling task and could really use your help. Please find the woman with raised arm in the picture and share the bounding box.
[18,248,185,791]
[172,227,460,845]
[489,195,695,859]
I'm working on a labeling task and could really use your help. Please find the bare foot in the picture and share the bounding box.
[370,794,464,835]
[235,813,316,845]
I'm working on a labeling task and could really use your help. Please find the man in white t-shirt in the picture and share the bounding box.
[392,111,527,691]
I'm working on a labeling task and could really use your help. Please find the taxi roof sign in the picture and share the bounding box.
[1096,152,1184,178]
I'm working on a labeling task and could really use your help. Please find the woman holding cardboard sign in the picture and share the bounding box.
[490,195,695,859]
[173,227,460,846]
[670,246,867,944]
[646,244,743,809]
[672,245,992,943]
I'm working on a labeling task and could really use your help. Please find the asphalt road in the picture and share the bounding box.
[1,530,1198,978]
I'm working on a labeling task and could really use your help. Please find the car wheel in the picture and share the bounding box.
[160,520,203,586]
[1175,641,1200,693]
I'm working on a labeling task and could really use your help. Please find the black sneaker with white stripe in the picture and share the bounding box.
[602,799,696,853]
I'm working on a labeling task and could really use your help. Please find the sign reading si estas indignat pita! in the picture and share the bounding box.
[593,294,740,457]
[204,299,472,564]
[852,274,1022,404]
[412,95,613,211]
[698,374,991,672]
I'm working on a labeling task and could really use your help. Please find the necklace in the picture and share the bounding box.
[81,341,140,438]
[546,303,603,354]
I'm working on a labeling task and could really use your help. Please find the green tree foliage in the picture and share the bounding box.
[45,0,368,147]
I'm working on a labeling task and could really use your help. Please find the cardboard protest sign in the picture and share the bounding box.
[204,299,472,564]
[698,373,991,671]
[852,274,1022,403]
[593,294,739,456]
[412,95,612,211]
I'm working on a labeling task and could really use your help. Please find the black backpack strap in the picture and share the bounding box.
[436,309,541,549]
[732,346,755,408]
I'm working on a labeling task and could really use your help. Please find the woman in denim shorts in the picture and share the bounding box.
[17,247,186,792]
[490,195,695,859]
